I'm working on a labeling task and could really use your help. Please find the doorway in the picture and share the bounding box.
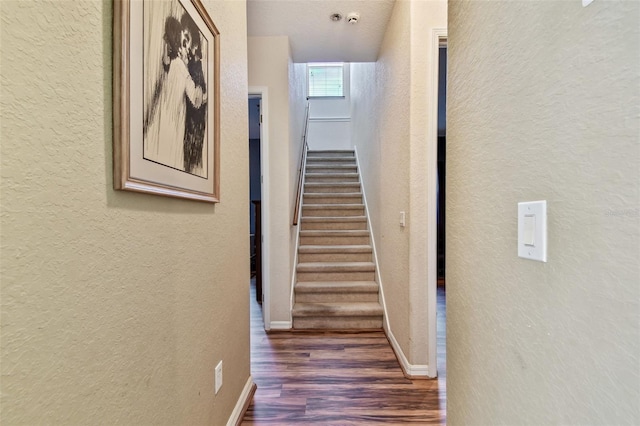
[437,45,447,286]
[428,31,447,380]
[248,87,271,330]
[436,41,447,383]
[248,96,262,308]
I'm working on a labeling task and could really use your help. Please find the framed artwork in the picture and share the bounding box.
[113,0,220,202]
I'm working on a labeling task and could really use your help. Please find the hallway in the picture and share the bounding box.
[242,281,446,424]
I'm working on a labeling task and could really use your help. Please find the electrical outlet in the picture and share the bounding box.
[214,361,223,394]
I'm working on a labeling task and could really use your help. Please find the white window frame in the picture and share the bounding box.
[307,63,345,98]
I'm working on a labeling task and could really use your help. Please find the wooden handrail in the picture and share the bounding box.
[292,101,311,226]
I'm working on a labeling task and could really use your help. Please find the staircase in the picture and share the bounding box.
[292,150,384,329]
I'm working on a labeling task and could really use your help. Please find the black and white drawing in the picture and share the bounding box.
[113,0,219,202]
[143,0,208,178]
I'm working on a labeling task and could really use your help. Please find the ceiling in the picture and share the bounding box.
[247,0,396,63]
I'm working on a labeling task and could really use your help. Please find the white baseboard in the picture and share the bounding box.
[226,376,256,426]
[269,321,292,330]
[385,326,435,378]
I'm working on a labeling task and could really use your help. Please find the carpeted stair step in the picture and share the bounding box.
[296,261,375,281]
[301,216,368,231]
[299,230,370,245]
[306,157,357,165]
[298,244,372,262]
[305,172,360,183]
[295,281,379,303]
[302,204,365,217]
[307,150,355,158]
[294,150,381,330]
[304,182,361,193]
[292,302,383,329]
[304,192,363,205]
[306,164,358,174]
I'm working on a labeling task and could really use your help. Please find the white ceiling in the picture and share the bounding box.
[247,0,396,63]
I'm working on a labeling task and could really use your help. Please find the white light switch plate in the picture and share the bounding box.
[518,201,547,262]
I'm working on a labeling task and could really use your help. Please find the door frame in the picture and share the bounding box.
[248,86,271,330]
[427,30,447,376]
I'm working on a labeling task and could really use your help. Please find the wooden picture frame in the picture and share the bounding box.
[113,0,220,202]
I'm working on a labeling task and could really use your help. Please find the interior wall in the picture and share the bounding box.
[308,64,352,150]
[447,1,639,424]
[350,0,446,371]
[247,36,293,326]
[0,0,250,424]
[353,0,412,356]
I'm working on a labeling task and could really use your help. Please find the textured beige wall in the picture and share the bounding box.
[365,0,413,359]
[448,1,639,424]
[350,0,446,369]
[247,36,292,325]
[0,0,250,424]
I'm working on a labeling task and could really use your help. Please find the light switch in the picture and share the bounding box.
[518,201,547,262]
[523,214,535,246]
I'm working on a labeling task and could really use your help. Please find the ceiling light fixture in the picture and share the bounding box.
[330,13,342,22]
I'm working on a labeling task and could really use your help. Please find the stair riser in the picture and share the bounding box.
[302,207,365,217]
[305,177,360,185]
[301,221,367,231]
[296,271,375,281]
[293,317,383,330]
[298,252,372,263]
[304,185,361,193]
[304,196,363,204]
[299,236,370,245]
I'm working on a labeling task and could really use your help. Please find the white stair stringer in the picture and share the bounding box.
[292,150,384,330]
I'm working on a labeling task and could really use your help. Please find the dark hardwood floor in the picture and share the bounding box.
[242,281,446,425]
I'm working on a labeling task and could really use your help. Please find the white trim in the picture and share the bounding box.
[249,86,271,331]
[269,321,292,330]
[308,117,351,123]
[225,376,255,426]
[385,328,433,377]
[427,29,447,378]
[353,147,391,332]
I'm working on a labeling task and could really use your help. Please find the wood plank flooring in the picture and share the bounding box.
[242,281,446,425]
